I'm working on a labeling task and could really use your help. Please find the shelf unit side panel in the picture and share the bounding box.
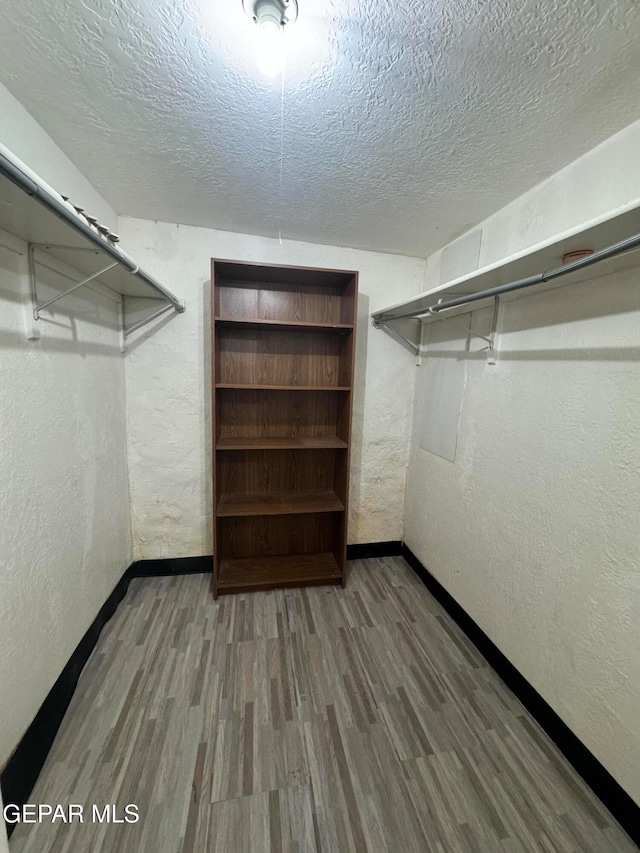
[338,273,358,578]
[340,274,358,325]
[211,260,219,597]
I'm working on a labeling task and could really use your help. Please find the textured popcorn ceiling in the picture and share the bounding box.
[0,0,639,256]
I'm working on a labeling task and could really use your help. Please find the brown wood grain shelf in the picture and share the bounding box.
[217,552,342,594]
[215,383,351,391]
[215,317,353,332]
[216,436,348,451]
[216,491,345,517]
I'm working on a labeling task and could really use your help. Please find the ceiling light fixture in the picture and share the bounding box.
[242,0,298,78]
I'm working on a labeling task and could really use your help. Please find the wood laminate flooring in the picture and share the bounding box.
[10,557,636,852]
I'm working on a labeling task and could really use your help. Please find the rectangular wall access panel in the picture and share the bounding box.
[211,259,358,598]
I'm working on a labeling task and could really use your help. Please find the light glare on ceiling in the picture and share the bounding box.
[243,0,298,78]
[256,19,284,78]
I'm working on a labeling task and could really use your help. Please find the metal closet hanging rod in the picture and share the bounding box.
[0,143,185,314]
[375,229,640,324]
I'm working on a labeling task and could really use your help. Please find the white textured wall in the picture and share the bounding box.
[0,85,115,230]
[0,790,7,853]
[119,218,424,558]
[405,119,640,804]
[0,83,132,768]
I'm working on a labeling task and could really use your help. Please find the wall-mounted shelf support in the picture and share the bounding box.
[27,242,184,343]
[30,247,118,319]
[448,301,497,347]
[463,326,492,346]
[458,294,500,353]
[372,318,420,356]
[122,300,178,339]
[374,295,500,361]
[486,294,500,364]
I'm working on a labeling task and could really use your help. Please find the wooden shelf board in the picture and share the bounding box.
[215,317,353,332]
[216,491,345,517]
[216,436,348,451]
[215,383,351,391]
[217,552,342,593]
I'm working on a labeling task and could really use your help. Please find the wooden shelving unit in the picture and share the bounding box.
[211,259,358,598]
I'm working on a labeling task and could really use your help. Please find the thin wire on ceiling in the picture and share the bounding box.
[279,47,285,245]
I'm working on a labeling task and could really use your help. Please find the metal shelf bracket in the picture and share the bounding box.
[28,243,184,345]
[122,299,184,340]
[486,295,500,364]
[33,261,118,319]
[372,318,420,356]
[458,295,500,359]
[29,243,121,321]
[373,295,500,361]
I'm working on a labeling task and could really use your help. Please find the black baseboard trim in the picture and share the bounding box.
[0,553,212,837]
[1,564,136,837]
[131,555,213,577]
[133,546,403,574]
[2,544,393,828]
[132,546,406,574]
[401,543,640,848]
[7,544,635,847]
[347,541,402,559]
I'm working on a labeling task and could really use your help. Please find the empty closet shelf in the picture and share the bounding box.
[216,491,345,517]
[216,436,348,450]
[217,553,341,593]
[215,383,351,391]
[215,317,353,332]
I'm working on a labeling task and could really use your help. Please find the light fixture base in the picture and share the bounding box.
[242,0,298,27]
